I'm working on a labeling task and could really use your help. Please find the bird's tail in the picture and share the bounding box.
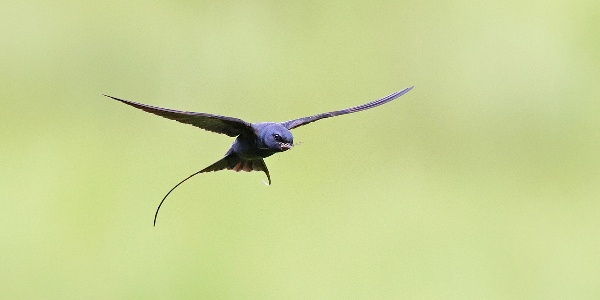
[153,155,271,226]
[201,155,271,185]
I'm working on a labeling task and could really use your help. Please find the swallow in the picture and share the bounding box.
[105,86,413,225]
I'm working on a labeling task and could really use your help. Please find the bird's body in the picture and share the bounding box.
[105,86,413,224]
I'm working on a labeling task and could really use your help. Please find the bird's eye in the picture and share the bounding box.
[273,134,283,142]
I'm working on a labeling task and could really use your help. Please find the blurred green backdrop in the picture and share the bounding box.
[1,0,599,299]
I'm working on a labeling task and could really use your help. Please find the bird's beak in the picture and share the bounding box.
[280,143,293,151]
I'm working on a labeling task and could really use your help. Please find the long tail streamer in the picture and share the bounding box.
[154,169,205,226]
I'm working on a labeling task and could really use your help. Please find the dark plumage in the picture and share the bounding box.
[105,86,413,225]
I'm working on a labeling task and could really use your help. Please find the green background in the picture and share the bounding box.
[2,0,599,298]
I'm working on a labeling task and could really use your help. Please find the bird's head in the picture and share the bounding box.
[257,123,294,152]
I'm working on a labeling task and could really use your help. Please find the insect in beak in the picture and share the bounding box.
[280,143,293,151]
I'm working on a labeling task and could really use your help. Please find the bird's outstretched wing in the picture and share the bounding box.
[281,86,413,130]
[104,95,254,137]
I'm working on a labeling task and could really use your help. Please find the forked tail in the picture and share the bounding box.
[153,156,271,226]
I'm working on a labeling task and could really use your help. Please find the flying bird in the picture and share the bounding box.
[105,86,413,225]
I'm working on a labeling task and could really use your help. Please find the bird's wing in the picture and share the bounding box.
[105,95,254,137]
[281,86,413,130]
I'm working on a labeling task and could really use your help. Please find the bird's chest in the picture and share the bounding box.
[230,136,276,159]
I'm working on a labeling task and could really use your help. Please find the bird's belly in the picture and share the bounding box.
[238,148,276,160]
[229,135,277,160]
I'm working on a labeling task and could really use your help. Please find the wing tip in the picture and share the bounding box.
[102,94,124,102]
[398,85,414,95]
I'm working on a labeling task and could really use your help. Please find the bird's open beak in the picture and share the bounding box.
[280,143,293,151]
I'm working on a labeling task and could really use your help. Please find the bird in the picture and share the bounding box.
[105,86,413,225]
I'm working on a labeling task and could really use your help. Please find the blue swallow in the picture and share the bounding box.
[105,86,413,224]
